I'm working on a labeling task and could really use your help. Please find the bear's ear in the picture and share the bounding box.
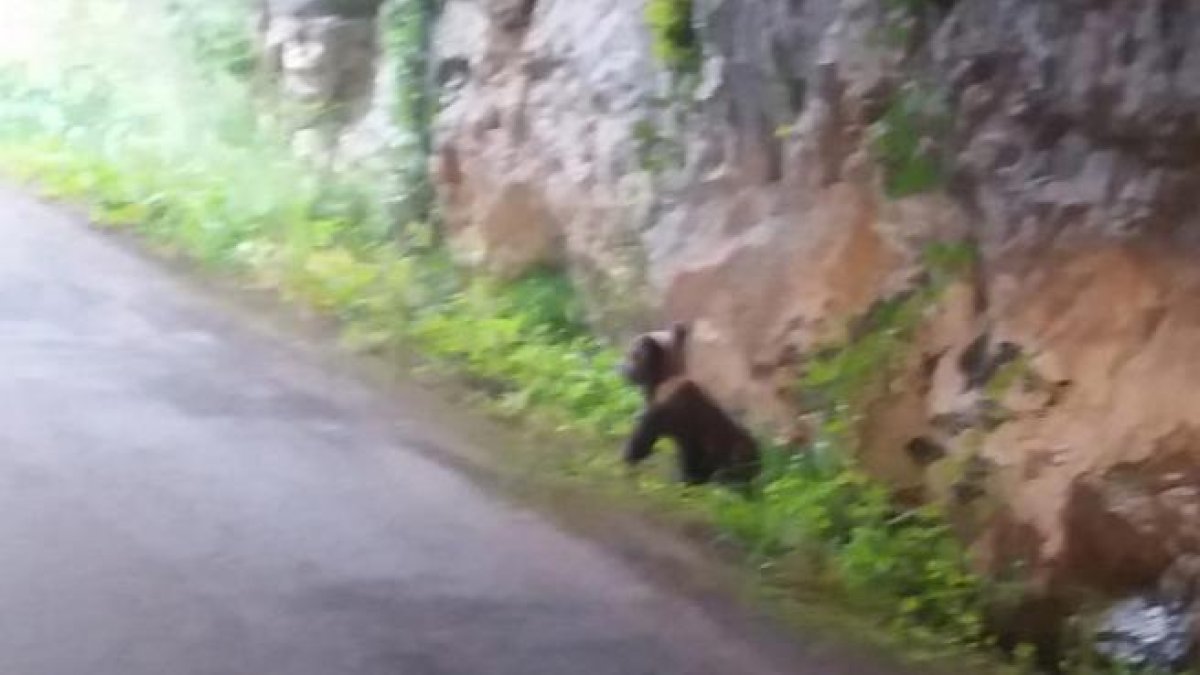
[670,321,690,350]
[667,321,690,374]
[630,334,667,382]
[631,334,665,368]
[634,333,661,355]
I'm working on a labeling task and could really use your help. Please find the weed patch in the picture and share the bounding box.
[778,266,987,645]
[870,84,948,198]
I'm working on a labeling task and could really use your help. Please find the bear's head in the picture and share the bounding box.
[619,322,689,392]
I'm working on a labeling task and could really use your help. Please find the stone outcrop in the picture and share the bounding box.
[256,0,393,167]
[422,0,1200,634]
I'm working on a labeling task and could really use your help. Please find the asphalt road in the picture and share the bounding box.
[0,185,899,675]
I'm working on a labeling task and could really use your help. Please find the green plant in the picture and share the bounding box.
[406,275,641,433]
[798,291,928,439]
[838,503,984,640]
[984,354,1033,402]
[871,85,948,198]
[921,240,978,284]
[706,442,986,644]
[386,0,435,142]
[385,0,437,226]
[645,0,701,74]
[633,118,686,174]
[773,248,989,645]
[497,267,590,340]
[163,0,256,77]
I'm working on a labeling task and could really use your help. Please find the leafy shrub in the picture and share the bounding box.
[497,267,590,340]
[406,275,639,434]
[774,251,987,645]
[921,240,978,283]
[163,0,257,77]
[633,113,693,175]
[870,85,947,198]
[645,0,701,73]
[798,291,926,438]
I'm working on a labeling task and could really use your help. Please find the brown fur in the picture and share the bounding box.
[619,323,760,485]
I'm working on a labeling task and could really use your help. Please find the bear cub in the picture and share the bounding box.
[618,322,759,485]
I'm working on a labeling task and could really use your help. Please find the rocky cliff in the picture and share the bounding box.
[256,0,397,171]
[425,0,1200,612]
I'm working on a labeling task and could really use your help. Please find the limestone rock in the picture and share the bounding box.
[257,0,388,165]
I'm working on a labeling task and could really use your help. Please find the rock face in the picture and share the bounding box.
[427,0,1200,623]
[256,0,393,167]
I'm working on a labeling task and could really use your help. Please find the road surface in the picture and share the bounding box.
[0,185,898,675]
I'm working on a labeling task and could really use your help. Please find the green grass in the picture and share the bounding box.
[780,267,986,645]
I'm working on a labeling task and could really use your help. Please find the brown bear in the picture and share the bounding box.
[618,322,759,485]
